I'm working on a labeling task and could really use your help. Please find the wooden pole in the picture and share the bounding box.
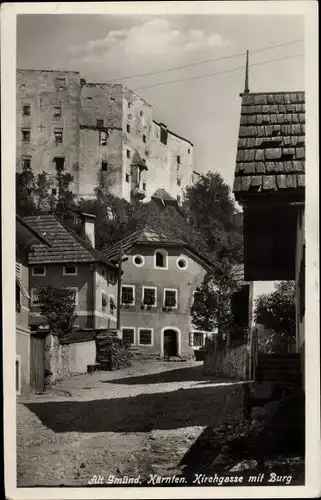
[116,242,123,332]
[248,281,254,380]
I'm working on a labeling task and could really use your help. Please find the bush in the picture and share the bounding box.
[96,336,132,371]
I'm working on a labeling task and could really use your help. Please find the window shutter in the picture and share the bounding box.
[16,262,22,278]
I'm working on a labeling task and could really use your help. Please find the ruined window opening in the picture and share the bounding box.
[127,124,130,133]
[22,157,31,169]
[160,126,168,145]
[143,135,146,143]
[96,119,104,129]
[23,105,30,116]
[54,157,65,172]
[53,106,61,118]
[99,131,107,146]
[22,129,30,142]
[54,129,63,144]
[127,149,131,159]
[101,161,108,172]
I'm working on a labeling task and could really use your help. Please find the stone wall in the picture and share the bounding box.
[44,334,96,385]
[204,343,247,380]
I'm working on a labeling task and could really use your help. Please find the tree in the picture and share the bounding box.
[37,285,77,339]
[254,281,296,352]
[16,164,37,216]
[183,172,243,263]
[191,258,240,335]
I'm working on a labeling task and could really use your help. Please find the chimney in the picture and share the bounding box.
[80,213,96,248]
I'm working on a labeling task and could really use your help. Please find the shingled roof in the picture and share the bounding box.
[151,188,177,203]
[233,91,305,199]
[101,225,215,270]
[24,214,116,269]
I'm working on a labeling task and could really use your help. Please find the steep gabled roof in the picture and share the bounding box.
[233,91,305,200]
[100,225,215,271]
[24,214,116,269]
[151,188,177,203]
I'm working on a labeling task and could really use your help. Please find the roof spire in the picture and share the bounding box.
[244,50,250,94]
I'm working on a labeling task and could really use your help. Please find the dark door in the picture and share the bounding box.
[30,335,45,392]
[163,330,178,357]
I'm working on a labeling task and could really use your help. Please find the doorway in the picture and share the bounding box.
[163,329,179,358]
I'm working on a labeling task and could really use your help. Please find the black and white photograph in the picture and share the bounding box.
[1,1,319,499]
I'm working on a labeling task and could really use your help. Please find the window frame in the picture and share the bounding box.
[176,256,188,270]
[126,124,131,133]
[22,156,31,169]
[53,128,63,144]
[32,265,47,276]
[21,129,30,142]
[142,286,157,308]
[121,284,135,306]
[163,288,178,309]
[16,281,21,313]
[101,291,108,313]
[121,327,136,345]
[99,130,108,146]
[126,149,131,159]
[22,104,30,116]
[96,119,104,129]
[53,106,62,118]
[138,327,154,347]
[154,249,168,270]
[143,134,146,143]
[132,254,145,268]
[189,331,205,348]
[101,161,108,172]
[30,288,43,306]
[63,265,78,276]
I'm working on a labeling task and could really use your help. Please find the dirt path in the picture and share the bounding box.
[17,360,244,486]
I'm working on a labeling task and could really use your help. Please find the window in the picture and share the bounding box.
[99,131,108,146]
[122,328,135,344]
[143,135,146,143]
[31,289,42,306]
[16,281,21,312]
[177,155,181,165]
[143,182,146,191]
[138,328,153,346]
[154,249,168,269]
[87,97,92,102]
[188,148,191,154]
[22,129,30,142]
[65,287,78,306]
[63,265,78,275]
[96,119,104,129]
[32,266,46,276]
[126,173,130,183]
[53,106,61,118]
[54,129,63,144]
[177,177,181,186]
[22,157,31,169]
[128,102,131,108]
[55,76,66,86]
[189,332,204,347]
[176,256,188,270]
[127,149,131,159]
[140,110,144,117]
[121,285,135,305]
[142,287,157,307]
[133,255,144,267]
[52,188,57,196]
[23,105,30,116]
[54,157,65,171]
[109,296,116,314]
[164,289,178,308]
[127,124,131,133]
[101,293,108,312]
[160,126,168,145]
[16,356,21,395]
[193,289,203,307]
[101,161,108,172]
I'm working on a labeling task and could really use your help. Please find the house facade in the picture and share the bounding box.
[101,227,216,358]
[233,87,305,381]
[16,215,50,396]
[17,70,198,204]
[24,213,118,332]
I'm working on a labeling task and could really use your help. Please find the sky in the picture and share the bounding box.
[16,14,305,298]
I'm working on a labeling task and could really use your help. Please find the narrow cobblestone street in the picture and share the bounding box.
[17,360,244,486]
